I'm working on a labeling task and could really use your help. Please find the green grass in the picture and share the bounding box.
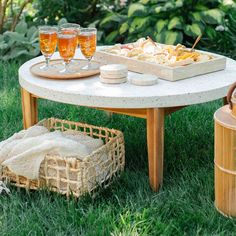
[0,60,236,236]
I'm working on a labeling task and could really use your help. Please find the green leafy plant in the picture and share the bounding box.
[0,18,70,61]
[0,0,33,33]
[33,0,102,26]
[0,18,39,61]
[200,5,236,59]
[32,0,132,43]
[97,0,236,49]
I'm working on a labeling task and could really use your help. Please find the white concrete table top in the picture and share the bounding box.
[19,48,236,108]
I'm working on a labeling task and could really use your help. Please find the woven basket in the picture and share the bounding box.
[1,118,125,197]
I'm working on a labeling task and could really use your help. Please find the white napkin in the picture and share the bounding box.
[0,126,104,180]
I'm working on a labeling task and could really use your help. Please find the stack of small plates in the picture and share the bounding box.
[100,64,128,84]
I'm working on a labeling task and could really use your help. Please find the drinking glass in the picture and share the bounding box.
[78,28,98,70]
[60,23,80,64]
[60,23,80,35]
[39,26,58,70]
[58,30,78,74]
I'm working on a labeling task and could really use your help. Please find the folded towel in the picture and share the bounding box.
[0,126,104,180]
[0,126,49,163]
[63,130,104,153]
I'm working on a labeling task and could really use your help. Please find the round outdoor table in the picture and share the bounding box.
[19,49,236,191]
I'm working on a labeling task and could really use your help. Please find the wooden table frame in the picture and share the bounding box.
[21,87,227,192]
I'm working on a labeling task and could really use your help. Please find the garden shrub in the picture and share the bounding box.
[0,0,33,33]
[0,18,39,61]
[200,6,236,58]
[32,0,132,39]
[97,0,236,55]
[0,18,68,61]
[33,0,101,26]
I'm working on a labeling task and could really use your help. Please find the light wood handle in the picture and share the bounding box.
[227,82,236,109]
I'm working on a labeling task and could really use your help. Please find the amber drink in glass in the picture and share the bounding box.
[78,28,97,70]
[60,23,80,37]
[60,23,80,64]
[58,30,78,73]
[39,26,57,70]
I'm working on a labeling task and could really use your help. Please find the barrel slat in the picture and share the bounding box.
[214,105,236,217]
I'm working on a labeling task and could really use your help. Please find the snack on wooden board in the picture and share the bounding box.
[104,37,214,67]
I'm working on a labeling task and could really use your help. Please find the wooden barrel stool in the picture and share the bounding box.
[214,82,236,217]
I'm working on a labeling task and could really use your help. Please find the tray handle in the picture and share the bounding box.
[227,82,236,110]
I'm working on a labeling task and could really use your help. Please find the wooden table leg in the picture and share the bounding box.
[146,108,165,191]
[105,111,113,119]
[21,88,38,129]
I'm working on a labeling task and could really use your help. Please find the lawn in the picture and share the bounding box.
[0,60,236,235]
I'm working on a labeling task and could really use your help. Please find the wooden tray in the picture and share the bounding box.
[94,48,226,82]
[30,59,100,80]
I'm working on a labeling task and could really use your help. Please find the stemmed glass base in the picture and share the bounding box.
[81,64,99,70]
[40,57,53,71]
[39,64,50,71]
[59,61,75,74]
[69,59,80,67]
[81,58,99,71]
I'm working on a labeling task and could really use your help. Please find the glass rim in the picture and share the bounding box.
[60,23,80,29]
[57,31,78,37]
[80,27,97,32]
[38,25,58,31]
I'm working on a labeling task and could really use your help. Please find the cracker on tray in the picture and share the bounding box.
[104,37,214,67]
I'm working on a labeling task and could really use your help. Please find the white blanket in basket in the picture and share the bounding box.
[0,126,104,179]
